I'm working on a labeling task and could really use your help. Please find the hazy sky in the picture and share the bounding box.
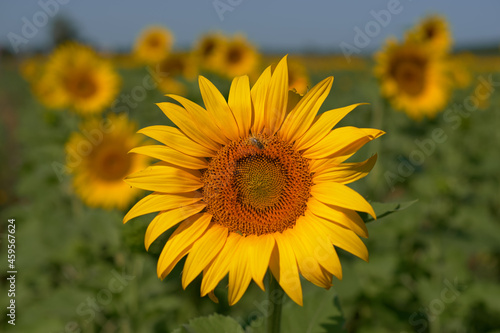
[1,0,500,54]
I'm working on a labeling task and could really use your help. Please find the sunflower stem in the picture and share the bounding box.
[267,273,284,333]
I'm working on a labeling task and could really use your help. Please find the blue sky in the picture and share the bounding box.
[1,0,500,54]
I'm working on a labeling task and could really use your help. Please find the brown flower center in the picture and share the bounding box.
[227,47,243,64]
[390,55,427,96]
[202,40,216,57]
[202,134,312,236]
[66,72,98,99]
[90,140,132,181]
[424,25,436,39]
[148,35,162,49]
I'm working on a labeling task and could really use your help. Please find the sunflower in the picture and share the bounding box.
[134,26,174,64]
[375,38,451,120]
[152,52,198,95]
[66,114,149,210]
[124,56,383,306]
[406,15,452,54]
[286,59,310,95]
[37,43,120,115]
[221,34,259,78]
[20,55,44,82]
[194,32,227,71]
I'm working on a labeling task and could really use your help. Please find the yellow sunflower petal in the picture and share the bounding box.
[124,165,202,193]
[311,182,376,219]
[271,231,303,306]
[167,94,229,145]
[130,145,208,169]
[182,224,229,289]
[228,75,252,138]
[123,192,202,223]
[302,127,384,159]
[157,102,221,151]
[307,212,368,262]
[287,227,333,289]
[199,76,240,141]
[313,154,378,184]
[228,238,253,305]
[138,126,216,157]
[201,232,242,296]
[294,103,366,151]
[248,234,275,291]
[251,65,272,134]
[144,203,206,250]
[279,76,333,143]
[265,56,288,135]
[307,197,368,238]
[294,216,342,280]
[157,213,212,278]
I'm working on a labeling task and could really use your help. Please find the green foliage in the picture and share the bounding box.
[172,313,245,333]
[279,287,345,333]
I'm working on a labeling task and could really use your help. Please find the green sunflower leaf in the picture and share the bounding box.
[283,286,345,333]
[360,199,418,223]
[172,313,245,333]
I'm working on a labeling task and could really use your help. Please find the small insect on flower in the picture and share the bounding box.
[248,136,265,149]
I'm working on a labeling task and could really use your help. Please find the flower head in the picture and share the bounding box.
[221,34,259,78]
[375,38,451,120]
[66,114,148,209]
[194,32,227,71]
[36,43,120,115]
[125,56,383,305]
[406,15,452,54]
[134,26,174,64]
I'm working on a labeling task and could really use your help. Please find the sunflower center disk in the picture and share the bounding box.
[66,72,98,99]
[235,156,285,209]
[91,141,132,181]
[391,58,426,96]
[202,135,313,236]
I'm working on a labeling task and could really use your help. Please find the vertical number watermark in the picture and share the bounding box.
[6,218,17,326]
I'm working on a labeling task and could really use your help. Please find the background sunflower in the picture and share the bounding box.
[133,26,174,64]
[375,38,452,119]
[33,43,121,115]
[66,114,149,209]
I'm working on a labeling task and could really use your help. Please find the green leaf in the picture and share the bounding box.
[172,313,245,333]
[359,200,418,223]
[282,286,346,333]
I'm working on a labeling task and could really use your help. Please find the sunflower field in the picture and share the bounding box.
[1,9,500,333]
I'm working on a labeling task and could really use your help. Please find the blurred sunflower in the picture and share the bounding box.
[20,55,44,82]
[286,59,310,95]
[375,38,451,120]
[152,52,198,95]
[221,34,259,78]
[66,114,149,210]
[194,32,227,71]
[134,26,174,64]
[124,56,383,305]
[406,15,452,54]
[37,43,120,115]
